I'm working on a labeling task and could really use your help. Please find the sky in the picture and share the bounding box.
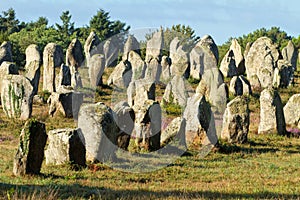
[0,0,299,45]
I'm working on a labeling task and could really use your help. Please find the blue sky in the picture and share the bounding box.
[0,0,299,44]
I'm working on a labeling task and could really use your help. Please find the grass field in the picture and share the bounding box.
[0,66,300,199]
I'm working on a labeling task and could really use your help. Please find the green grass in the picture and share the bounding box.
[1,66,300,199]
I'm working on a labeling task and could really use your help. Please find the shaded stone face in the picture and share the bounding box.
[66,38,84,69]
[0,41,13,66]
[229,75,252,96]
[284,94,300,129]
[282,40,298,72]
[169,37,189,78]
[160,117,186,148]
[145,30,164,63]
[221,96,250,144]
[128,51,146,81]
[84,31,102,68]
[127,79,155,107]
[122,35,140,61]
[13,120,47,176]
[45,128,86,167]
[107,61,132,88]
[1,75,34,120]
[78,102,119,163]
[88,54,105,87]
[258,88,286,135]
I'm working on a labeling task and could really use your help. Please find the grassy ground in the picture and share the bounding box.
[1,66,300,199]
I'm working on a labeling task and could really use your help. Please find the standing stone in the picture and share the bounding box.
[160,117,186,147]
[273,59,294,88]
[283,94,300,129]
[45,128,86,167]
[84,31,102,68]
[78,102,119,163]
[113,101,135,150]
[282,40,298,72]
[43,43,64,93]
[183,93,217,147]
[107,61,132,88]
[229,75,252,96]
[243,42,252,59]
[1,75,34,120]
[13,120,47,176]
[258,88,286,135]
[70,65,83,89]
[48,88,83,118]
[196,68,228,114]
[161,56,171,82]
[25,44,41,95]
[103,38,119,67]
[221,96,250,143]
[145,30,164,63]
[189,35,219,79]
[0,62,18,92]
[0,41,13,65]
[127,79,155,107]
[245,37,279,90]
[89,54,105,87]
[133,100,161,151]
[169,37,189,77]
[56,64,71,91]
[66,38,84,70]
[162,75,190,107]
[220,39,245,77]
[145,58,162,83]
[123,35,140,61]
[128,51,146,81]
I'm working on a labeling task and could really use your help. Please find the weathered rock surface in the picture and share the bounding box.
[0,41,13,65]
[258,88,286,135]
[0,62,18,92]
[1,75,34,120]
[161,56,171,82]
[13,120,47,176]
[123,35,140,61]
[127,79,155,107]
[160,117,186,147]
[56,64,71,91]
[107,61,132,88]
[48,88,83,118]
[133,100,161,151]
[221,96,250,143]
[43,43,64,93]
[145,30,164,63]
[162,75,190,107]
[66,38,84,69]
[25,44,41,66]
[183,93,217,147]
[113,101,135,150]
[284,94,300,129]
[89,54,105,87]
[25,45,41,95]
[282,40,298,72]
[128,51,146,81]
[145,58,162,83]
[78,102,119,163]
[245,37,279,90]
[273,59,294,88]
[45,128,86,166]
[84,31,102,68]
[229,75,252,96]
[103,38,119,67]
[169,37,189,77]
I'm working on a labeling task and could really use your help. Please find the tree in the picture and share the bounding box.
[89,9,130,41]
[0,8,20,34]
[26,17,48,30]
[56,11,75,37]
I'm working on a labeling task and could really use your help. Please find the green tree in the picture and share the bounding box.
[89,9,130,41]
[0,8,20,34]
[26,17,48,30]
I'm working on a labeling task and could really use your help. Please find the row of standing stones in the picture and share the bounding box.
[0,30,299,175]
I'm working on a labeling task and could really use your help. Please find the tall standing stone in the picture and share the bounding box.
[13,120,47,176]
[145,30,164,63]
[1,75,34,120]
[78,102,119,163]
[133,100,161,151]
[160,117,186,148]
[161,56,171,81]
[123,35,140,61]
[43,43,64,93]
[103,38,120,67]
[0,62,18,92]
[258,88,286,135]
[189,35,219,79]
[0,41,13,65]
[145,58,162,83]
[84,31,102,68]
[229,75,252,96]
[169,37,189,77]
[221,96,250,143]
[25,44,41,95]
[245,37,279,90]
[66,38,84,70]
[127,79,155,107]
[282,40,298,72]
[55,64,71,91]
[89,54,105,87]
[128,51,146,81]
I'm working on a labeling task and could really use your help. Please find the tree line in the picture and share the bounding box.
[0,8,299,68]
